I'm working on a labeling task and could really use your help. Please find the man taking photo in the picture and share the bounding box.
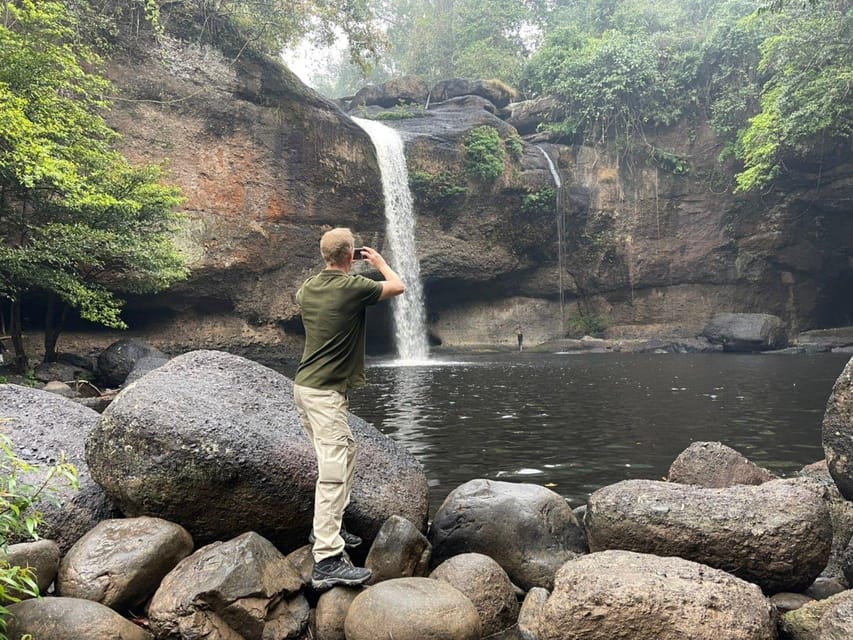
[293,227,405,590]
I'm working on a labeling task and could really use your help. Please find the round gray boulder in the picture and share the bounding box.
[344,577,481,640]
[0,384,118,552]
[85,350,429,549]
[668,441,777,487]
[6,597,153,640]
[585,477,832,593]
[430,553,519,637]
[823,356,853,500]
[96,338,167,387]
[315,587,360,640]
[702,312,788,351]
[58,516,193,610]
[430,479,586,591]
[528,550,775,640]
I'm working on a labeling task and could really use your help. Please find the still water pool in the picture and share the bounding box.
[345,352,850,514]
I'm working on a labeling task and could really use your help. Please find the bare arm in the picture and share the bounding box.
[360,246,405,300]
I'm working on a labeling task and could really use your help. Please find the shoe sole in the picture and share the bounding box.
[311,575,371,590]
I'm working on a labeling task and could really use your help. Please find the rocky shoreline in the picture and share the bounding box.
[2,343,853,639]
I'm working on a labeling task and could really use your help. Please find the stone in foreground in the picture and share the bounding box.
[148,531,304,640]
[668,441,777,487]
[58,516,193,610]
[823,356,853,500]
[86,350,429,549]
[6,597,153,640]
[529,550,775,640]
[585,477,831,593]
[430,479,586,590]
[344,577,481,640]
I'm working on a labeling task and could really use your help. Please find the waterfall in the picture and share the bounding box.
[352,117,430,362]
[537,145,566,334]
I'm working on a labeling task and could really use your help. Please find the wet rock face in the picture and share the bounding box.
[85,350,429,549]
[0,384,119,552]
[530,550,776,640]
[823,357,853,500]
[585,477,832,593]
[101,8,853,354]
[148,532,306,640]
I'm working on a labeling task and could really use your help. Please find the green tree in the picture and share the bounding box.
[735,1,852,191]
[0,0,188,372]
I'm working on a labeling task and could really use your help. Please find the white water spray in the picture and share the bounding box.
[353,117,430,362]
[537,145,566,333]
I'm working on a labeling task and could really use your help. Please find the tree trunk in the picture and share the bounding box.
[43,293,64,363]
[9,296,28,373]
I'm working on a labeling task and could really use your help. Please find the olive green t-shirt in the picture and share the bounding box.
[294,269,384,392]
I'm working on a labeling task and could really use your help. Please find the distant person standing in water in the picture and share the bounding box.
[293,227,405,590]
[516,325,524,352]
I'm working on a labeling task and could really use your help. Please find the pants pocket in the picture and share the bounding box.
[318,441,348,484]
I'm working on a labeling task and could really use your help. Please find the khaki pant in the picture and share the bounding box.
[293,384,357,561]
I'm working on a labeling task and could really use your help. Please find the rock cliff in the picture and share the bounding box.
[99,10,852,360]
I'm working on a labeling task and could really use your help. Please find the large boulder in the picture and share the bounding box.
[57,516,193,610]
[429,553,520,637]
[585,478,832,593]
[818,595,853,639]
[148,531,305,640]
[0,384,119,552]
[528,550,776,640]
[701,313,788,351]
[500,95,567,135]
[429,479,586,591]
[349,76,430,108]
[85,350,429,549]
[800,460,853,585]
[668,441,777,487]
[430,78,520,108]
[822,356,853,500]
[6,597,153,640]
[96,338,167,387]
[344,577,481,640]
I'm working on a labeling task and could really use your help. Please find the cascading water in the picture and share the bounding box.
[352,117,430,362]
[537,145,566,333]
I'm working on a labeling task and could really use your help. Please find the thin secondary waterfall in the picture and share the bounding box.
[352,117,430,361]
[537,145,566,334]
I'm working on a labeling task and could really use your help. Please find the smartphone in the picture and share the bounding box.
[354,247,366,260]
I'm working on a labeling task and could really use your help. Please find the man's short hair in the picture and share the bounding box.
[320,228,354,266]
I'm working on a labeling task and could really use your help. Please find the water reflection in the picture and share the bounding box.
[350,353,849,514]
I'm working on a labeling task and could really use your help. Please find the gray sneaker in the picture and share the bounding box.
[308,527,362,549]
[311,555,372,590]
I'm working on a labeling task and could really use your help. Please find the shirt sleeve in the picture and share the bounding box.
[353,275,384,305]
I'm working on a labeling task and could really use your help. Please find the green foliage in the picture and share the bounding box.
[369,103,426,121]
[648,148,690,175]
[567,311,608,337]
[0,0,188,369]
[521,188,556,217]
[526,25,699,144]
[0,430,78,639]
[409,171,467,207]
[735,2,853,191]
[462,126,505,182]
[505,134,524,162]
